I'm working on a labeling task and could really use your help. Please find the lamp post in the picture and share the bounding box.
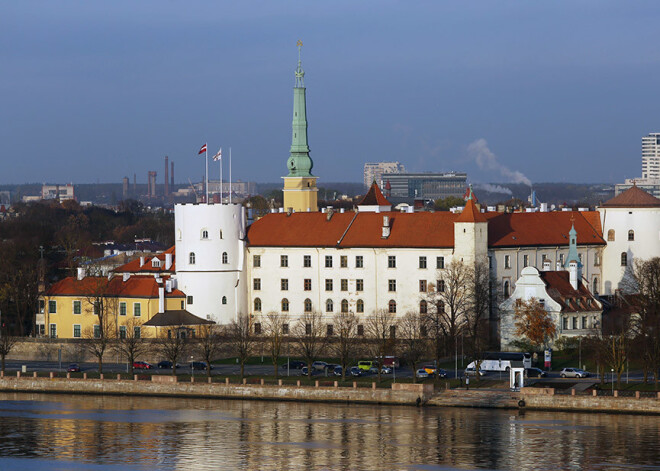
[611,368,614,394]
[191,356,194,377]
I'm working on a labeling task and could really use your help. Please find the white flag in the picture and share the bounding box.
[212,148,222,162]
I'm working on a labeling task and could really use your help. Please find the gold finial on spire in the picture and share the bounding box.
[297,39,303,47]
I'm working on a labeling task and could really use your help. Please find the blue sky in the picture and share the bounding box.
[1,1,659,186]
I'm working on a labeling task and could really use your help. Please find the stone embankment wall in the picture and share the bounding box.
[521,387,660,414]
[0,375,434,406]
[427,389,520,409]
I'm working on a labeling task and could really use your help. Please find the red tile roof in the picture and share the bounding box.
[455,199,487,223]
[540,271,600,313]
[113,246,176,274]
[601,185,660,208]
[357,182,392,207]
[46,275,185,298]
[247,210,605,249]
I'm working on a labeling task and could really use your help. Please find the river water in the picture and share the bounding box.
[0,393,658,470]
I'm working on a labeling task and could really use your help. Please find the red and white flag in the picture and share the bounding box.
[212,148,222,162]
[198,143,207,155]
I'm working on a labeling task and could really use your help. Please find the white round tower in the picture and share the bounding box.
[174,203,247,325]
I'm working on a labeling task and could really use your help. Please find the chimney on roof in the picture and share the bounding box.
[158,282,165,314]
[165,253,172,270]
[542,260,551,271]
[165,279,173,293]
[286,208,293,216]
[326,208,334,221]
[382,215,391,239]
[139,256,145,267]
[568,261,578,290]
[122,273,130,282]
[77,267,85,281]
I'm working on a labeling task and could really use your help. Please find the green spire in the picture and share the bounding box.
[564,220,582,269]
[286,40,314,177]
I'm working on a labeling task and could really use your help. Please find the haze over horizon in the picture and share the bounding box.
[2,2,659,186]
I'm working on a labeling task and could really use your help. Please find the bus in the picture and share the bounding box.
[466,352,532,372]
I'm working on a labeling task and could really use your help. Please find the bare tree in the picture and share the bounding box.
[158,327,187,375]
[82,277,118,374]
[332,311,359,381]
[0,327,17,374]
[365,309,396,383]
[114,317,147,376]
[263,312,288,378]
[398,311,427,383]
[228,313,254,380]
[293,311,328,379]
[195,324,223,378]
[464,260,492,380]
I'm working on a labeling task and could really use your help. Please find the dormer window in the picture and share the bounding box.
[151,259,161,268]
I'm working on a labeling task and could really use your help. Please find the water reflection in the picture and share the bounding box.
[0,393,658,470]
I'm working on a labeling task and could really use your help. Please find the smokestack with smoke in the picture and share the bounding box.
[474,183,513,195]
[467,138,532,187]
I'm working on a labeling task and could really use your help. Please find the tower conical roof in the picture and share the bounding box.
[601,185,660,208]
[358,182,392,206]
[455,198,487,223]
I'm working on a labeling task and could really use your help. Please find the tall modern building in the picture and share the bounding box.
[386,172,467,200]
[363,162,405,189]
[642,133,660,179]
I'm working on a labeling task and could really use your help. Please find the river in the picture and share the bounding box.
[0,393,658,470]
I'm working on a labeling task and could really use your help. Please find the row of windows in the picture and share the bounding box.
[503,252,598,270]
[607,229,635,242]
[253,278,444,293]
[48,300,142,317]
[562,316,596,330]
[200,229,223,240]
[252,298,442,315]
[253,322,378,337]
[49,324,141,339]
[189,252,229,264]
[254,254,446,269]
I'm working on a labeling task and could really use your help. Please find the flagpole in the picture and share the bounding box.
[205,143,209,204]
[220,148,223,204]
[229,147,232,204]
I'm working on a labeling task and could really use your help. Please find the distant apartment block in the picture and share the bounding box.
[615,132,660,198]
[363,162,405,189]
[41,184,75,202]
[386,172,468,199]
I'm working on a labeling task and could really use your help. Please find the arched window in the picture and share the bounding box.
[201,230,209,239]
[222,296,227,305]
[503,280,510,298]
[281,298,289,312]
[254,298,262,312]
[621,252,628,266]
[326,299,334,312]
[189,252,196,265]
[607,229,615,241]
[592,278,599,295]
[304,298,312,312]
[356,299,364,313]
[219,230,223,239]
[420,300,428,314]
[222,252,228,264]
[388,299,397,314]
[341,299,349,313]
[628,230,635,241]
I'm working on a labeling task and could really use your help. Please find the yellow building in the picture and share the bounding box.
[41,274,185,339]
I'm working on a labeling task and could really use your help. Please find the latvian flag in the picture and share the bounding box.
[212,148,222,162]
[198,143,207,155]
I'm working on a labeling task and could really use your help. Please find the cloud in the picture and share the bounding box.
[474,183,512,195]
[467,138,532,186]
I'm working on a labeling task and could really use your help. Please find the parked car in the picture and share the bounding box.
[415,369,430,379]
[525,367,547,378]
[465,367,485,377]
[189,361,211,370]
[311,361,329,371]
[436,368,448,378]
[133,361,153,370]
[422,365,437,375]
[325,363,341,373]
[67,363,81,373]
[281,360,306,370]
[357,360,378,371]
[300,366,321,376]
[349,366,363,377]
[560,368,589,378]
[333,366,343,376]
[157,361,181,369]
[380,366,393,374]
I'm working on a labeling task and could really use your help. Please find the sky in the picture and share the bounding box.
[2,1,659,186]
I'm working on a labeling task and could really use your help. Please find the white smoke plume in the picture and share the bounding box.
[467,138,532,187]
[474,183,513,195]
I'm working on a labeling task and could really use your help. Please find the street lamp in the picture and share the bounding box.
[611,368,614,394]
[191,356,194,377]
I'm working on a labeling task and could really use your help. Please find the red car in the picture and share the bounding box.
[133,361,153,370]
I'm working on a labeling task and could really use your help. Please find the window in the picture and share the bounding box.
[305,323,312,335]
[327,324,334,336]
[201,229,209,239]
[280,255,288,267]
[133,303,141,317]
[388,279,396,292]
[628,230,635,241]
[389,325,396,338]
[304,298,312,312]
[582,316,587,329]
[594,253,601,266]
[388,255,396,268]
[355,256,364,268]
[281,279,288,291]
[181,300,184,309]
[592,277,599,295]
[607,229,615,241]
[189,252,196,264]
[304,279,312,291]
[523,255,529,267]
[419,256,427,269]
[563,317,568,330]
[73,300,81,315]
[437,301,445,313]
[134,327,141,339]
[420,300,428,314]
[437,256,445,269]
[326,299,334,312]
[621,252,628,266]
[254,323,262,335]
[504,255,511,269]
[187,296,193,305]
[93,301,100,315]
[357,324,365,336]
[48,300,56,314]
[325,255,333,268]
[119,326,127,339]
[151,258,159,268]
[93,325,101,338]
[356,299,364,313]
[503,281,510,298]
[281,298,289,312]
[253,255,261,267]
[356,279,364,291]
[254,278,261,290]
[219,230,223,239]
[542,254,548,263]
[341,299,349,313]
[572,317,578,329]
[282,324,289,335]
[49,324,57,338]
[304,255,311,267]
[119,302,126,316]
[222,296,227,305]
[437,280,445,293]
[325,279,333,291]
[222,252,228,264]
[341,279,348,291]
[254,298,262,312]
[559,253,564,265]
[419,280,427,292]
[388,300,397,314]
[340,255,347,268]
[73,324,81,338]
[39,299,45,314]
